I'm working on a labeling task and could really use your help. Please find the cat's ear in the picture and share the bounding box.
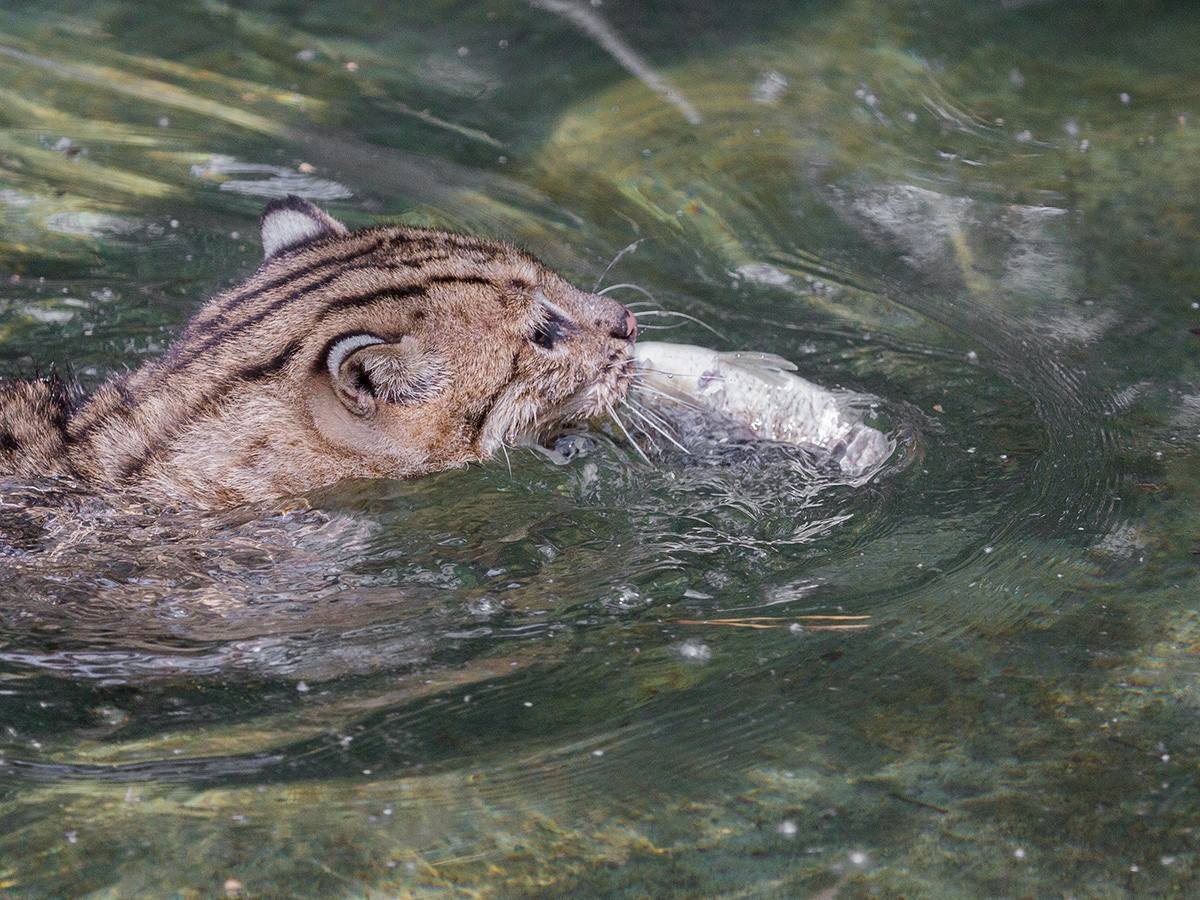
[325,334,447,418]
[260,195,347,259]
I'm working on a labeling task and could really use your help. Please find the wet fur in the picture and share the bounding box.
[0,198,635,508]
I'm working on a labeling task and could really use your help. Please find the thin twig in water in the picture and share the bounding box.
[672,619,873,631]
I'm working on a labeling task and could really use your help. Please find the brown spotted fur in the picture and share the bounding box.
[0,199,635,508]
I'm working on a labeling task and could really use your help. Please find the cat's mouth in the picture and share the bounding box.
[534,350,637,448]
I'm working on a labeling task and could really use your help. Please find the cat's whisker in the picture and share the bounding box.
[632,309,726,340]
[499,442,513,478]
[625,395,677,433]
[623,401,689,453]
[627,382,705,412]
[607,404,653,465]
[598,282,659,305]
[592,239,646,292]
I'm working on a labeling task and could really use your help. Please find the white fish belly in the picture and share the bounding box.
[633,341,893,476]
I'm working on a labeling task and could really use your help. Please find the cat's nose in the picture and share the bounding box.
[610,307,637,341]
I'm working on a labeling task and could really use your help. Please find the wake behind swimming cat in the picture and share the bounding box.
[0,197,637,508]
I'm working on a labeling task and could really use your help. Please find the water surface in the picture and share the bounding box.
[1,0,1199,895]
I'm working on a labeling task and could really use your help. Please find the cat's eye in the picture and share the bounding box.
[530,310,568,350]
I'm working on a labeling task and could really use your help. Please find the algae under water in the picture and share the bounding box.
[1,0,1199,895]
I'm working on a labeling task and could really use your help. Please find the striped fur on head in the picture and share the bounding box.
[4,197,636,507]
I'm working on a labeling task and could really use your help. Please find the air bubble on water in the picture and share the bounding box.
[607,586,644,611]
[1064,119,1080,138]
[157,116,171,128]
[592,749,605,757]
[983,546,994,554]
[523,701,534,708]
[849,850,868,867]
[467,596,502,618]
[296,681,309,693]
[1016,130,1033,143]
[1013,848,1026,860]
[752,71,789,105]
[676,639,712,662]
[789,623,805,635]
[66,831,78,844]
[229,231,240,240]
[777,820,798,837]
[966,350,978,363]
[169,219,179,229]
[904,111,918,123]
[1120,92,1131,105]
[296,48,318,62]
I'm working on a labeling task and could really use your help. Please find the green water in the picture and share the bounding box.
[1,0,1199,895]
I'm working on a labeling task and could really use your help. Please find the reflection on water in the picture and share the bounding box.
[1,0,1199,894]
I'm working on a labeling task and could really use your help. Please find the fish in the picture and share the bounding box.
[631,341,894,478]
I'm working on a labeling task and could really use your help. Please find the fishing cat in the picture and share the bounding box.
[0,197,637,508]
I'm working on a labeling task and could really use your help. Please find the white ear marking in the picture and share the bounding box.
[326,333,384,382]
[260,195,347,259]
